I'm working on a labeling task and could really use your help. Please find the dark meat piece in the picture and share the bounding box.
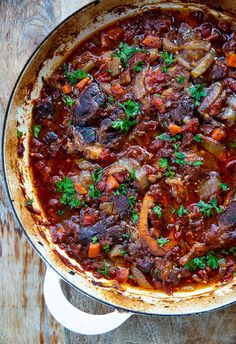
[50,220,80,244]
[78,126,96,144]
[136,257,154,273]
[73,83,106,126]
[112,195,130,218]
[33,98,52,120]
[153,257,187,285]
[97,118,123,148]
[44,131,58,144]
[209,61,228,81]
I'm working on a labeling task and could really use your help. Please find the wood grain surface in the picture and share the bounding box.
[0,1,236,343]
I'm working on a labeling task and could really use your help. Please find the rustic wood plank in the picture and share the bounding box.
[0,1,236,344]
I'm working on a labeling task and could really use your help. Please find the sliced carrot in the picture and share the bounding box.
[226,53,236,67]
[88,243,100,258]
[111,83,125,97]
[61,84,72,94]
[211,127,226,141]
[74,183,87,195]
[75,76,90,90]
[141,35,160,48]
[168,123,181,136]
[106,175,120,191]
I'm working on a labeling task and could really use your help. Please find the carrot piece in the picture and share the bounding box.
[75,76,90,90]
[88,243,100,258]
[61,84,72,94]
[111,83,125,96]
[226,53,236,67]
[168,123,181,136]
[211,127,226,141]
[74,183,87,195]
[106,175,120,191]
[141,35,160,48]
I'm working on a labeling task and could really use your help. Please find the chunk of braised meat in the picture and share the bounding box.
[73,83,107,127]
[152,257,189,285]
[97,118,123,148]
[209,60,228,81]
[50,220,80,244]
[33,98,52,120]
[112,194,130,218]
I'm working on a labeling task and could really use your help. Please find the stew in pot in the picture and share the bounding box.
[22,9,236,294]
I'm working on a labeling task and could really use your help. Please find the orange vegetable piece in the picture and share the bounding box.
[74,183,87,195]
[111,83,125,97]
[88,243,100,258]
[75,76,90,90]
[141,35,160,48]
[106,175,120,191]
[211,127,226,141]
[226,53,236,67]
[152,96,165,113]
[168,123,181,136]
[61,84,72,94]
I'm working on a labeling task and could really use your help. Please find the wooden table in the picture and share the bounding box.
[0,1,236,343]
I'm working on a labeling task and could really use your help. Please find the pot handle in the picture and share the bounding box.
[43,268,132,335]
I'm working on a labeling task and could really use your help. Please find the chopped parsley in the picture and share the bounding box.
[97,261,109,277]
[161,51,175,73]
[153,205,162,219]
[157,237,169,247]
[107,96,115,103]
[177,75,185,84]
[33,124,41,138]
[177,205,188,217]
[114,184,127,196]
[112,99,140,132]
[175,151,186,165]
[189,84,206,106]
[132,210,139,223]
[91,236,98,244]
[220,183,229,191]
[128,195,136,207]
[197,198,223,217]
[159,158,169,169]
[56,177,81,208]
[103,243,110,253]
[122,233,131,240]
[134,60,145,72]
[57,209,64,216]
[120,250,127,256]
[194,161,203,166]
[88,185,101,200]
[64,65,89,85]
[156,133,172,141]
[230,141,236,148]
[91,167,103,184]
[129,168,136,181]
[193,134,202,142]
[17,130,23,138]
[26,198,34,207]
[113,42,146,68]
[63,95,75,107]
[184,251,224,271]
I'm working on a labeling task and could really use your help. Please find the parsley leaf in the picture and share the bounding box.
[153,205,162,219]
[103,243,110,253]
[118,99,140,117]
[230,141,236,148]
[91,167,103,184]
[220,183,229,191]
[112,100,140,132]
[129,168,136,181]
[57,209,64,216]
[134,60,145,72]
[89,185,101,199]
[132,210,139,223]
[122,233,131,240]
[97,261,109,277]
[177,75,185,84]
[175,151,186,165]
[184,251,224,271]
[63,95,75,107]
[17,130,23,138]
[193,134,202,142]
[177,205,188,217]
[157,237,169,247]
[197,198,223,217]
[161,51,175,72]
[107,96,115,103]
[33,124,41,138]
[64,67,89,85]
[91,235,98,244]
[194,161,203,166]
[128,195,136,207]
[189,84,206,106]
[159,157,169,169]
[113,42,146,67]
[56,177,81,208]
[156,133,172,141]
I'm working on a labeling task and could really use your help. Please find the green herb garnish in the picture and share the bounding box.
[175,151,186,165]
[156,133,172,141]
[177,205,188,217]
[114,184,127,196]
[159,157,169,169]
[57,209,64,216]
[113,42,146,68]
[230,141,236,148]
[56,177,81,208]
[129,168,136,181]
[157,237,169,247]
[128,195,136,207]
[97,261,109,277]
[220,183,229,191]
[112,99,140,132]
[132,210,139,223]
[177,75,185,84]
[161,51,175,72]
[17,130,23,138]
[63,95,75,107]
[91,167,103,184]
[193,134,202,142]
[64,67,89,86]
[88,185,101,200]
[33,124,41,138]
[153,205,162,219]
[197,198,223,217]
[184,251,224,271]
[189,84,206,106]
[134,60,145,72]
[194,161,203,166]
[103,243,110,253]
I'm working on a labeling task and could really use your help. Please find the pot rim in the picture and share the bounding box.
[2,0,236,316]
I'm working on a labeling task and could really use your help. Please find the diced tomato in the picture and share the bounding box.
[152,96,166,113]
[116,268,129,283]
[82,212,99,226]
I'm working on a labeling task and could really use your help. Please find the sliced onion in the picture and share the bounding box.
[227,95,236,111]
[107,158,140,175]
[175,55,192,70]
[109,245,124,258]
[131,266,153,289]
[82,60,96,73]
[191,49,216,78]
[198,172,220,199]
[220,107,236,126]
[201,135,226,160]
[198,82,223,113]
[149,48,159,62]
[99,83,112,95]
[181,40,211,52]
[135,166,149,190]
[134,69,146,100]
[163,37,179,52]
[110,56,121,76]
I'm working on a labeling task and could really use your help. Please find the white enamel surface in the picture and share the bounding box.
[44,268,132,335]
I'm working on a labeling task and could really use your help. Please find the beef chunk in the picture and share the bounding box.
[209,61,228,81]
[45,131,58,144]
[50,220,80,244]
[73,83,106,126]
[97,118,123,148]
[137,257,154,273]
[79,216,116,244]
[33,99,52,120]
[78,126,96,144]
[112,195,130,217]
